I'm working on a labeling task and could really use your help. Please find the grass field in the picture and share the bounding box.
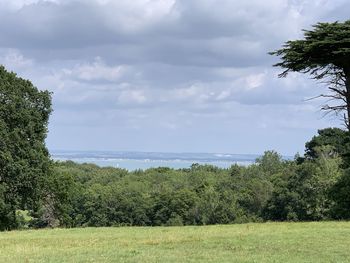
[0,222,350,262]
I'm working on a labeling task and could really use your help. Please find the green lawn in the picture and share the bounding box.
[0,222,350,262]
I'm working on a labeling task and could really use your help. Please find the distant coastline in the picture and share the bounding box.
[51,150,292,171]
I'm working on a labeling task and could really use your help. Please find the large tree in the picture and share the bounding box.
[0,66,52,230]
[270,20,350,129]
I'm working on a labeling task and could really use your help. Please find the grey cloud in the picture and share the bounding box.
[0,0,305,67]
[0,1,118,49]
[1,0,349,155]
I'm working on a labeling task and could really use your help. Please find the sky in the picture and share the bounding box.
[0,0,349,155]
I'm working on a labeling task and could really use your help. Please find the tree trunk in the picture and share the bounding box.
[345,67,350,131]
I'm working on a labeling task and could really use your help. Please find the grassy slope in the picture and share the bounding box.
[0,222,350,262]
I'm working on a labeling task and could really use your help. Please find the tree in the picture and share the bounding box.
[304,128,350,167]
[0,66,52,229]
[256,150,284,176]
[329,168,350,219]
[263,152,341,221]
[270,20,350,129]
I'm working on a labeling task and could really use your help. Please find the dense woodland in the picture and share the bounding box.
[2,127,350,230]
[41,131,350,227]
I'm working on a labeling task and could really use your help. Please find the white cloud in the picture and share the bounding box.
[62,57,128,82]
[118,89,148,105]
[107,0,176,31]
[0,0,45,10]
[245,73,266,90]
[0,49,33,70]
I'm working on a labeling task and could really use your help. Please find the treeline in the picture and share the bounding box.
[6,128,347,229]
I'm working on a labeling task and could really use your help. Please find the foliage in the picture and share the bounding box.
[13,141,343,228]
[263,150,342,221]
[329,168,350,219]
[43,151,290,227]
[1,123,350,229]
[270,20,350,128]
[15,210,33,229]
[304,127,350,167]
[256,150,284,175]
[0,66,52,229]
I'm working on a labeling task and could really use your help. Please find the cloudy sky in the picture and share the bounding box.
[1,0,349,155]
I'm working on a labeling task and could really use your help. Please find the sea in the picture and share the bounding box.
[51,151,261,171]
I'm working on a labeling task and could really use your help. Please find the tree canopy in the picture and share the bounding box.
[0,66,52,230]
[270,20,350,129]
[304,127,350,167]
